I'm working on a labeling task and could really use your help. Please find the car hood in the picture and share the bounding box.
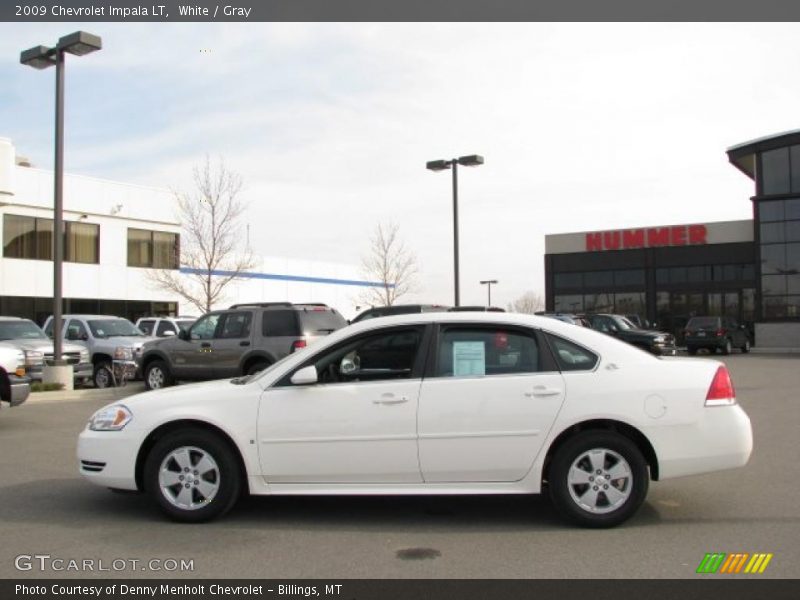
[122,378,245,409]
[6,338,86,353]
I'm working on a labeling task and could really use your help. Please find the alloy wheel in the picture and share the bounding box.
[566,448,633,514]
[158,446,220,511]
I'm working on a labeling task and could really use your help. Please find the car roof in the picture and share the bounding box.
[0,316,26,321]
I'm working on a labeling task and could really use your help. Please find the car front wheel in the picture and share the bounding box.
[145,360,173,390]
[144,428,241,522]
[93,362,114,388]
[548,431,649,528]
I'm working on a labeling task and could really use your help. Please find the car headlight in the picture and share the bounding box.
[79,348,90,363]
[88,405,133,431]
[24,350,44,366]
[653,335,666,343]
[113,346,133,361]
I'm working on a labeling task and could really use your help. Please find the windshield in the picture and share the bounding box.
[88,319,144,338]
[616,317,636,330]
[0,320,48,340]
[688,317,720,329]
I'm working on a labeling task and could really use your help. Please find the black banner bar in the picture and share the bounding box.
[3,580,800,600]
[4,0,800,22]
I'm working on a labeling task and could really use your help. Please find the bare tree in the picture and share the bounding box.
[148,156,256,314]
[507,291,544,314]
[360,222,419,307]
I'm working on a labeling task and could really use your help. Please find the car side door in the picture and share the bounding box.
[209,311,253,377]
[257,325,430,483]
[169,313,222,379]
[417,324,566,483]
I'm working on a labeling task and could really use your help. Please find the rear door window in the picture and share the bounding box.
[138,319,156,335]
[435,327,541,377]
[218,312,253,339]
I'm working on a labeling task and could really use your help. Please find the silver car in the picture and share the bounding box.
[0,317,91,383]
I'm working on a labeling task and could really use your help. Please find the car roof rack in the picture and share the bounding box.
[228,302,293,309]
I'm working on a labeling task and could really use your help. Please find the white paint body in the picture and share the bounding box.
[78,313,752,497]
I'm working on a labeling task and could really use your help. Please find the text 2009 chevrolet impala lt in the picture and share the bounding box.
[78,312,752,527]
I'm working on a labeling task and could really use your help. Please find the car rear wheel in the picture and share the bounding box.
[548,431,649,528]
[93,362,114,388]
[145,360,173,390]
[721,339,732,355]
[741,339,751,353]
[144,428,241,522]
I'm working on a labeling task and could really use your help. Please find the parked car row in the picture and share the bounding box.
[0,342,30,413]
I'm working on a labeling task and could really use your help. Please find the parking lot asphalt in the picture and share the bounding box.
[0,354,797,579]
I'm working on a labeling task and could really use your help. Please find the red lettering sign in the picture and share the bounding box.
[584,225,710,251]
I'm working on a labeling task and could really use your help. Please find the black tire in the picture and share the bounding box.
[548,431,649,528]
[145,360,174,390]
[93,362,114,388]
[721,339,732,355]
[687,346,697,356]
[246,361,270,376]
[143,428,241,522]
[741,339,751,354]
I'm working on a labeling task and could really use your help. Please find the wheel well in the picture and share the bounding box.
[0,369,9,402]
[241,354,273,374]
[135,420,249,493]
[141,354,167,372]
[92,353,112,366]
[542,419,659,482]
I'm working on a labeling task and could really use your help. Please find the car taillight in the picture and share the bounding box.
[291,340,307,352]
[716,328,726,337]
[705,366,736,406]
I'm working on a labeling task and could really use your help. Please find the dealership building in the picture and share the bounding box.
[0,137,378,324]
[545,129,800,349]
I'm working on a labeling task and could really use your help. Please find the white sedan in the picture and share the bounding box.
[78,312,752,527]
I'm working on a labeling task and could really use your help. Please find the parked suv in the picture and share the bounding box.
[0,317,91,384]
[0,343,29,410]
[586,314,677,356]
[135,316,197,338]
[44,315,156,388]
[139,302,348,390]
[684,316,751,355]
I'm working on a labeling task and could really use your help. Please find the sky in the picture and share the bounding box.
[1,23,796,308]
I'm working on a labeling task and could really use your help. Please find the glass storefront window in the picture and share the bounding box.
[760,222,785,243]
[759,199,785,222]
[761,147,791,195]
[554,272,582,290]
[614,292,645,316]
[762,274,787,295]
[583,271,613,288]
[614,270,645,286]
[742,289,756,322]
[554,295,584,313]
[786,198,800,220]
[760,245,785,274]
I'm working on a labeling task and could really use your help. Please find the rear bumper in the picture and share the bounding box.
[686,337,727,349]
[7,374,30,407]
[647,404,753,480]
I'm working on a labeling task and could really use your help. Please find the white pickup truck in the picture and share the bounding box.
[0,343,30,411]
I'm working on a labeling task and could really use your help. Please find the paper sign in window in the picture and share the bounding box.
[453,341,485,376]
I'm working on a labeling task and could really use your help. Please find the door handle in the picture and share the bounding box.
[373,393,409,405]
[525,386,561,398]
[239,341,250,347]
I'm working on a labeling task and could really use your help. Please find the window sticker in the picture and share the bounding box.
[453,341,486,376]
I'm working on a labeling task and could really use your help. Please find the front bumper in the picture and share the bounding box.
[26,363,93,382]
[6,374,31,407]
[651,344,678,356]
[78,427,144,491]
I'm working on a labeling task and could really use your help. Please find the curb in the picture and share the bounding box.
[27,383,145,403]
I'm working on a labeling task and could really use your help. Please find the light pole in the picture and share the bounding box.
[426,154,484,307]
[480,279,498,307]
[21,32,102,387]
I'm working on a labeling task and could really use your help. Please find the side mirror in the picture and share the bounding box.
[290,365,318,385]
[163,330,176,337]
[178,329,190,341]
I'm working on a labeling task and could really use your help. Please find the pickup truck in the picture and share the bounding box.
[0,343,30,410]
[586,313,677,356]
[44,314,156,388]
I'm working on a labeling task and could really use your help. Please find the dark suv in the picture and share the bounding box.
[351,304,449,324]
[139,302,347,389]
[684,316,751,355]
[587,314,677,356]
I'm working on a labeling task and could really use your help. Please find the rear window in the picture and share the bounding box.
[687,317,721,329]
[298,309,347,334]
[262,310,300,337]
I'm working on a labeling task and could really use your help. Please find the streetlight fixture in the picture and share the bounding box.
[426,154,484,307]
[21,31,102,388]
[480,279,498,306]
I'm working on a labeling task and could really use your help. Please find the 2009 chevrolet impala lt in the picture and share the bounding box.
[78,312,752,527]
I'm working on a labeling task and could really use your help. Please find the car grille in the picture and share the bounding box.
[44,351,82,365]
[80,460,106,473]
